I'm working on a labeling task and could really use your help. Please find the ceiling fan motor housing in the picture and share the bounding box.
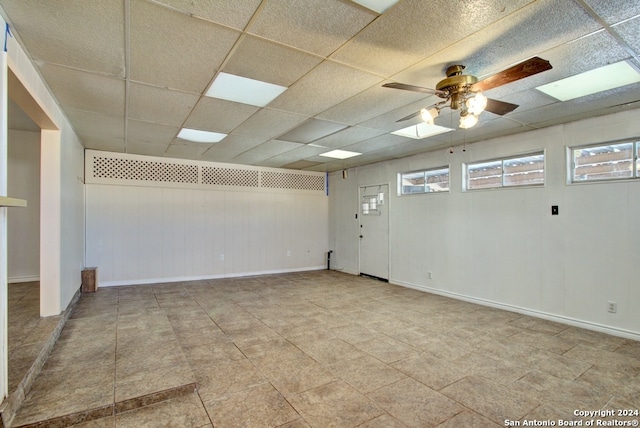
[435,69,479,110]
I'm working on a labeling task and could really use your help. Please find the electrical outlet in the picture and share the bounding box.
[219,254,224,261]
[608,301,617,313]
[286,250,291,257]
[428,272,432,279]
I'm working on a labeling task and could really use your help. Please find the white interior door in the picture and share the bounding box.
[359,184,389,281]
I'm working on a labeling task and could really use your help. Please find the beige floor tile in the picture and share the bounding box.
[116,393,210,428]
[195,358,267,402]
[353,335,419,363]
[204,383,299,428]
[391,352,467,390]
[356,413,407,428]
[328,354,406,394]
[440,375,540,424]
[261,355,335,397]
[367,377,463,427]
[289,380,383,428]
[295,337,366,366]
[435,409,502,427]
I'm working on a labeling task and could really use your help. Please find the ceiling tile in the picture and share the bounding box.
[213,134,265,153]
[66,109,124,139]
[127,140,170,158]
[247,0,377,57]
[127,120,179,145]
[223,35,324,87]
[249,140,303,156]
[230,151,276,165]
[151,0,262,30]
[39,63,125,117]
[184,97,259,134]
[128,83,199,126]
[164,142,210,159]
[232,108,308,140]
[583,0,640,24]
[268,61,382,116]
[341,133,411,154]
[317,83,427,125]
[311,126,387,149]
[130,0,241,93]
[198,146,246,163]
[332,0,535,76]
[1,0,125,76]
[614,17,640,55]
[277,118,348,144]
[81,135,126,153]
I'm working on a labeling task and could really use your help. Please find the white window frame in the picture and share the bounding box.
[464,151,545,191]
[398,166,450,195]
[569,139,640,184]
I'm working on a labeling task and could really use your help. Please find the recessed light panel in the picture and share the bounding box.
[536,61,640,101]
[319,149,362,159]
[206,72,287,107]
[351,0,399,13]
[177,128,227,143]
[391,123,453,139]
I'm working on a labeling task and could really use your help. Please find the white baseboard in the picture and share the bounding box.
[98,265,327,287]
[8,275,40,284]
[391,278,640,342]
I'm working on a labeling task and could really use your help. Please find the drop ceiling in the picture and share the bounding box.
[1,0,639,172]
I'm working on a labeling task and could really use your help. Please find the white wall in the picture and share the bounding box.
[329,109,640,339]
[7,129,40,282]
[5,19,85,316]
[86,183,329,286]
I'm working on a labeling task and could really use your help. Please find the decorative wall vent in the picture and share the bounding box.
[85,150,326,194]
[202,166,259,187]
[261,171,326,191]
[92,156,198,184]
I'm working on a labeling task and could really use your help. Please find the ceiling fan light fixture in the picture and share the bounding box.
[420,107,440,124]
[459,113,478,129]
[466,92,487,115]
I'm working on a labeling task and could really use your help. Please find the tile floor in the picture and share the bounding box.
[7,271,640,427]
[7,282,60,394]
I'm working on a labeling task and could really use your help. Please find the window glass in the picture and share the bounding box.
[400,167,449,194]
[425,168,450,192]
[401,171,426,194]
[573,142,634,182]
[504,154,545,187]
[467,160,502,189]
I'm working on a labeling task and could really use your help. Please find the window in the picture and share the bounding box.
[571,140,639,182]
[466,152,544,190]
[399,167,449,194]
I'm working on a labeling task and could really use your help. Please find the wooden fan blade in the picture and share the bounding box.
[396,110,422,122]
[383,82,445,95]
[472,57,552,92]
[484,98,519,115]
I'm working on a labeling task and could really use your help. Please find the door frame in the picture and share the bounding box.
[358,182,390,281]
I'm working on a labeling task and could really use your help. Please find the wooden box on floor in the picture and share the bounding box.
[81,267,98,293]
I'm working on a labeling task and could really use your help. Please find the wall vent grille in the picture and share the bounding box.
[261,171,326,191]
[92,156,198,183]
[86,150,326,194]
[202,166,259,187]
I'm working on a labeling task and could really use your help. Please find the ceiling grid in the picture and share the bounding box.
[0,0,639,171]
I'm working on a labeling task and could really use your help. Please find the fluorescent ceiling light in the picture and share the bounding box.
[319,149,361,159]
[536,60,640,101]
[205,72,287,107]
[351,0,399,13]
[391,122,453,139]
[177,128,227,143]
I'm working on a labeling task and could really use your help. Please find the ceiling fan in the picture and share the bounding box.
[383,57,552,129]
